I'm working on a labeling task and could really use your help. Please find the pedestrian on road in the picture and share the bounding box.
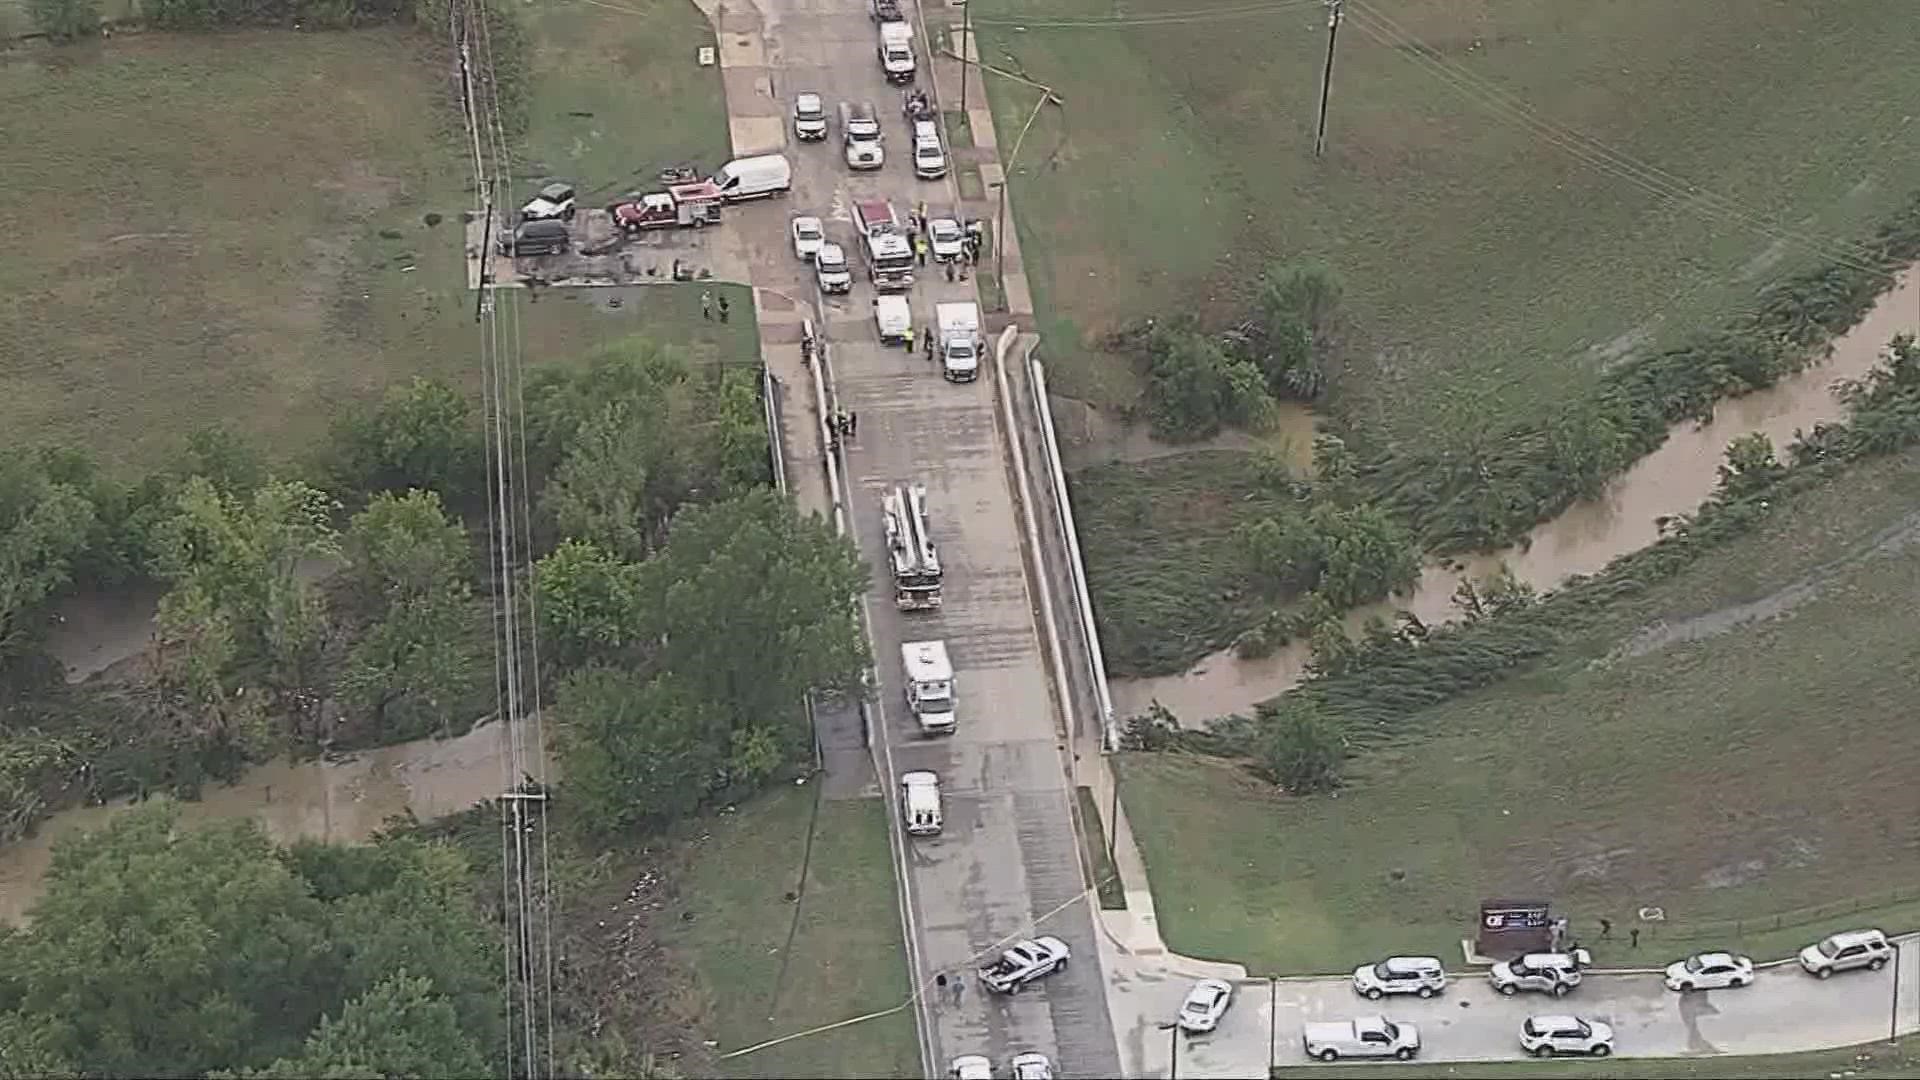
[700,290,713,320]
[923,327,935,360]
[717,294,731,323]
[847,410,858,437]
[1630,928,1640,949]
[934,973,948,1002]
[949,976,965,1007]
[945,260,956,282]
[1599,917,1613,939]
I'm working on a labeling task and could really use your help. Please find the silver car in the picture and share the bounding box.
[1799,928,1893,978]
[1489,950,1589,997]
[1352,956,1446,1000]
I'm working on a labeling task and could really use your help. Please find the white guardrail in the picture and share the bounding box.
[1015,332,1120,752]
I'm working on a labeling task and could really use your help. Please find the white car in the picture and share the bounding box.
[793,91,828,140]
[1352,956,1447,1000]
[947,1055,992,1080]
[1176,978,1233,1033]
[1009,1052,1054,1080]
[791,215,825,262]
[1519,1015,1614,1058]
[1664,951,1755,992]
[928,217,965,261]
[1490,950,1588,997]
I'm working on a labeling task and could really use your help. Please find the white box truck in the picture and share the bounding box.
[901,640,956,734]
[935,302,982,382]
[877,21,916,84]
[874,294,913,346]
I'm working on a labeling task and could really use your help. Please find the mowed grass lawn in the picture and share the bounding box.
[975,0,1920,449]
[1122,447,1920,974]
[656,786,920,1079]
[0,3,747,473]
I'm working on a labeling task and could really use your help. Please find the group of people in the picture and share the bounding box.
[900,204,988,280]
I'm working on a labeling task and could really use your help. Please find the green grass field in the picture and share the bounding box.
[975,0,1920,449]
[1121,446,1920,974]
[656,786,920,1080]
[1271,1035,1920,1080]
[0,3,743,473]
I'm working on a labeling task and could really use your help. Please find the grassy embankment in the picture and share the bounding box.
[1120,444,1920,974]
[972,0,1920,673]
[0,5,746,473]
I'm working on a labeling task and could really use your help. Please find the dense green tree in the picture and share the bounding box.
[346,490,470,602]
[1313,504,1419,610]
[534,539,649,668]
[557,667,722,831]
[1715,432,1787,502]
[637,490,869,754]
[542,398,664,562]
[339,590,481,740]
[150,477,340,684]
[0,451,98,662]
[1257,698,1344,794]
[244,972,486,1080]
[1144,327,1270,442]
[1236,504,1418,609]
[327,378,484,500]
[0,805,334,1076]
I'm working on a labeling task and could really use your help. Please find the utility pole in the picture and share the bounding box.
[959,0,973,115]
[1313,0,1343,158]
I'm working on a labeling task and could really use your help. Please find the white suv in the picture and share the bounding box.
[1352,956,1447,1000]
[1799,928,1893,978]
[1489,950,1589,997]
[1519,1015,1614,1058]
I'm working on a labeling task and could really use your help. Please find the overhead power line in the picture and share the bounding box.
[1343,0,1896,280]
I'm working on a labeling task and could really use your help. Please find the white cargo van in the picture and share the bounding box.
[874,294,913,346]
[901,640,956,734]
[935,301,981,382]
[900,771,942,835]
[711,154,792,201]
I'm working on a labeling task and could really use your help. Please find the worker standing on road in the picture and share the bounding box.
[700,290,713,320]
[717,294,731,323]
[914,235,928,267]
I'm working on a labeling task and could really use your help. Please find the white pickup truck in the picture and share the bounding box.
[1301,1016,1421,1062]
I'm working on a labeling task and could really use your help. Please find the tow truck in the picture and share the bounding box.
[609,181,724,233]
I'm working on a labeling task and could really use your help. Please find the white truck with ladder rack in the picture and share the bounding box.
[883,482,942,609]
[853,198,915,291]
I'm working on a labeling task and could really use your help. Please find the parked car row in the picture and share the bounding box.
[1286,929,1898,1062]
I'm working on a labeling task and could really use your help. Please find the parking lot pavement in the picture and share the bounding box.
[1105,936,1920,1076]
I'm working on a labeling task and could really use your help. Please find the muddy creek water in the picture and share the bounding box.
[1112,266,1920,728]
[0,721,517,924]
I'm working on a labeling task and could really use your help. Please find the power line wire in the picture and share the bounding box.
[968,0,1319,30]
[1343,1,1895,280]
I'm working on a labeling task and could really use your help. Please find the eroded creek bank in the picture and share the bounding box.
[1112,266,1920,727]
